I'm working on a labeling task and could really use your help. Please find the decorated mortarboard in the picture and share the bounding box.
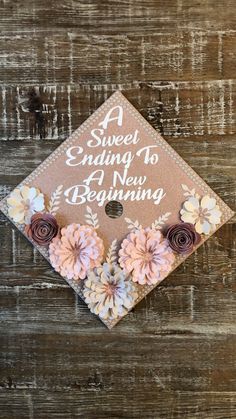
[0,91,234,328]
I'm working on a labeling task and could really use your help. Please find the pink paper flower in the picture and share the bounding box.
[49,223,104,281]
[119,228,175,285]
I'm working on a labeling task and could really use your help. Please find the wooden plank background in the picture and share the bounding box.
[0,1,236,418]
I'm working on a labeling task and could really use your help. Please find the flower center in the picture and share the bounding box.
[24,203,30,211]
[105,283,117,296]
[143,251,153,262]
[73,245,81,260]
[197,207,209,222]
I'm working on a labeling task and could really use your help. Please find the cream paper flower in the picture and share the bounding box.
[83,263,138,320]
[180,195,222,234]
[7,185,45,224]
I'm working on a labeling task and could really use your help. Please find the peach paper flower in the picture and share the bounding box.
[49,223,104,281]
[119,228,175,286]
[7,185,45,224]
[180,195,222,234]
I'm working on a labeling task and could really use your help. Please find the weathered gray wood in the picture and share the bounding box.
[0,31,236,84]
[1,0,236,33]
[0,391,235,419]
[1,279,236,333]
[1,324,236,392]
[0,0,236,418]
[1,82,236,140]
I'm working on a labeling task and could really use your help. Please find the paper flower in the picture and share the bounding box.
[7,185,45,224]
[49,223,104,281]
[165,222,201,254]
[25,213,59,246]
[83,263,138,320]
[119,228,175,285]
[180,195,222,234]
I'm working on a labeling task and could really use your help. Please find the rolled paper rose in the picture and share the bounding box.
[165,222,201,254]
[25,212,59,246]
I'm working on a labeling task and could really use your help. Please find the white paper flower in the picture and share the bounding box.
[180,195,222,234]
[7,185,45,224]
[83,263,138,320]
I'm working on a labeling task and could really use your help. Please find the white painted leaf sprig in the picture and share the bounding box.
[151,212,171,230]
[181,184,200,199]
[106,239,118,264]
[124,217,142,230]
[84,206,100,229]
[47,184,63,216]
[125,212,172,231]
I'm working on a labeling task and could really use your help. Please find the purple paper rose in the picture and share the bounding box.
[25,212,59,246]
[165,222,201,254]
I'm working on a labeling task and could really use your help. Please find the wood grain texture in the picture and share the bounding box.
[0,0,236,418]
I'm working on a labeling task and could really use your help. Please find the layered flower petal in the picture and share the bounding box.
[49,223,104,281]
[180,210,198,224]
[183,196,199,212]
[7,185,45,225]
[195,220,211,234]
[201,196,216,211]
[118,228,175,286]
[180,194,222,235]
[208,207,222,224]
[83,263,138,320]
